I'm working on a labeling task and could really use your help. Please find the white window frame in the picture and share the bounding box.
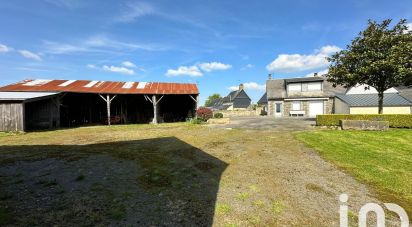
[292,101,301,111]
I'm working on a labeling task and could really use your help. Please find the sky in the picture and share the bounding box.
[1,0,412,105]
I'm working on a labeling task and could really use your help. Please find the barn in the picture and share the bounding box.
[0,79,199,131]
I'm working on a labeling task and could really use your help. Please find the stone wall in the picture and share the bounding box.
[216,110,257,117]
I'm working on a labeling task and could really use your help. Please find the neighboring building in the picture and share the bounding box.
[266,75,346,117]
[211,84,251,110]
[257,92,268,115]
[335,84,412,114]
[0,79,199,131]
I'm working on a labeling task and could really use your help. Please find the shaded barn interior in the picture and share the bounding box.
[59,93,196,127]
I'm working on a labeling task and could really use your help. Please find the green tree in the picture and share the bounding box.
[327,19,412,114]
[204,93,222,107]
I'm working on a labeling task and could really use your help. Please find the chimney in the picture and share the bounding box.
[239,83,244,90]
[314,72,318,77]
[268,74,272,80]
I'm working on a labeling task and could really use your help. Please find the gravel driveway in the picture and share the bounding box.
[208,116,316,131]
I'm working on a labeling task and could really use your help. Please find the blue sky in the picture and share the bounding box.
[0,0,411,104]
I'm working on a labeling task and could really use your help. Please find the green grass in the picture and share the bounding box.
[295,129,412,213]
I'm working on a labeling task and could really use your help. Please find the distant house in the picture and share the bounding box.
[211,84,251,110]
[335,84,412,114]
[257,92,268,115]
[265,75,345,117]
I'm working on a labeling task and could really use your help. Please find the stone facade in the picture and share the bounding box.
[267,98,334,117]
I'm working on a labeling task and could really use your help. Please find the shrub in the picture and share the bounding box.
[316,114,412,128]
[188,118,204,124]
[196,107,213,121]
[214,112,223,118]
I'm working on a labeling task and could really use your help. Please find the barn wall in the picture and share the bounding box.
[0,102,24,131]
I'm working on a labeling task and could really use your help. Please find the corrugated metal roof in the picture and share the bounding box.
[0,91,60,101]
[336,93,412,107]
[0,79,199,95]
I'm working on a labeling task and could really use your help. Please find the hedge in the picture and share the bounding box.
[316,114,412,128]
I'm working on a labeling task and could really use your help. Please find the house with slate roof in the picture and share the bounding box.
[211,84,251,110]
[261,73,412,117]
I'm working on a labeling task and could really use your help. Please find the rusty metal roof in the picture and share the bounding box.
[0,79,199,95]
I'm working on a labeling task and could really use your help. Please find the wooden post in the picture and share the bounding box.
[106,94,111,125]
[99,94,117,126]
[152,95,158,124]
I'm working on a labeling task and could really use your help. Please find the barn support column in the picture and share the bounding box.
[99,94,117,126]
[145,94,164,124]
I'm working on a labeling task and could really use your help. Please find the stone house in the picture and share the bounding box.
[265,75,346,117]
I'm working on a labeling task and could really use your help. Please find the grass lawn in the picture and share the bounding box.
[295,129,412,214]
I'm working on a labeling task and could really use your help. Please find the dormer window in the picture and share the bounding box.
[287,82,322,92]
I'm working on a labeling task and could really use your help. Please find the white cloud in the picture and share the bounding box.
[406,23,412,32]
[304,68,329,77]
[229,82,266,91]
[115,2,154,23]
[241,64,255,70]
[102,65,135,75]
[198,62,232,72]
[166,66,203,77]
[122,61,136,68]
[43,35,166,55]
[19,50,42,61]
[87,64,97,69]
[0,44,11,53]
[266,45,341,73]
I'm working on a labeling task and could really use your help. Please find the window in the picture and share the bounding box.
[288,83,301,92]
[276,103,281,113]
[302,83,308,92]
[308,82,322,91]
[292,101,301,110]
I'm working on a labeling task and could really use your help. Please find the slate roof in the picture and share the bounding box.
[257,92,267,105]
[397,86,412,103]
[266,76,346,99]
[284,77,325,83]
[336,93,412,107]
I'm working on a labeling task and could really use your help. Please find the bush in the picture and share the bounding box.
[187,117,204,124]
[196,107,213,121]
[214,112,223,118]
[316,114,412,128]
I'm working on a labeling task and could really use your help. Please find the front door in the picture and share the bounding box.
[274,102,282,117]
[308,101,324,118]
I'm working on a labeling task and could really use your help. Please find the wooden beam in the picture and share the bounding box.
[189,95,198,103]
[99,94,117,126]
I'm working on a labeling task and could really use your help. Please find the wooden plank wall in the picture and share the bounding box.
[0,103,24,131]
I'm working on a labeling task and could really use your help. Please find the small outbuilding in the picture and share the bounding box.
[0,79,199,131]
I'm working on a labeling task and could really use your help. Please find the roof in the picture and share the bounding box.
[0,79,199,95]
[397,85,412,102]
[257,92,267,105]
[284,77,325,83]
[266,77,346,99]
[221,89,251,103]
[0,92,60,101]
[336,93,412,107]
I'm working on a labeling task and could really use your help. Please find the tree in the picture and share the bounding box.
[204,93,222,107]
[327,19,412,114]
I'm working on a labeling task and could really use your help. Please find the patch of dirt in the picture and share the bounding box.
[0,124,403,226]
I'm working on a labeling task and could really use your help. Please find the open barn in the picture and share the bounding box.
[0,79,199,131]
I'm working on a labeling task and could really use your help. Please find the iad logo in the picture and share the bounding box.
[339,194,409,227]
